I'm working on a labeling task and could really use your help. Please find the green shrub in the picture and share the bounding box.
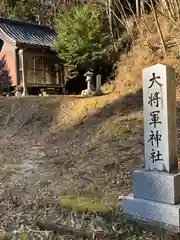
[53,4,114,77]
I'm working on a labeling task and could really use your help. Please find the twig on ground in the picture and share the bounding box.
[37,221,109,239]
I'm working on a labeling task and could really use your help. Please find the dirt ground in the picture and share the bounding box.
[0,94,145,238]
[0,94,176,239]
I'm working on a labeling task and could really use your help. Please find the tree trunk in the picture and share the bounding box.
[136,0,140,17]
[150,0,167,57]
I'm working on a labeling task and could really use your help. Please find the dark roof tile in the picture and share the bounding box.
[0,18,56,47]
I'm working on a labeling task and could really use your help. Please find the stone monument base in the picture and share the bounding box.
[122,169,180,229]
[81,89,94,97]
[93,89,102,96]
[123,196,180,228]
[132,169,180,204]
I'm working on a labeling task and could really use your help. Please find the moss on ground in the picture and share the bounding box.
[59,196,112,213]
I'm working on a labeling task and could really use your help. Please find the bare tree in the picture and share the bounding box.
[150,0,167,56]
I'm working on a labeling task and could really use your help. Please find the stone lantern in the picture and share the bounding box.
[84,71,93,93]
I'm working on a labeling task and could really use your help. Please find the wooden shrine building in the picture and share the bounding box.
[0,18,64,95]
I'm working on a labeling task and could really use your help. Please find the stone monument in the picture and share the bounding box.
[122,64,180,229]
[94,74,102,96]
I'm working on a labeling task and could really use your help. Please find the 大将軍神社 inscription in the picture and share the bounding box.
[148,73,163,165]
[143,64,177,172]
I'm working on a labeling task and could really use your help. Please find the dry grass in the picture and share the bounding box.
[54,94,115,129]
[0,94,144,238]
[0,94,142,193]
[115,13,180,100]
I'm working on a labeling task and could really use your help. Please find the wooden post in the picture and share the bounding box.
[15,46,20,86]
[33,56,36,84]
[56,71,60,85]
[19,49,28,96]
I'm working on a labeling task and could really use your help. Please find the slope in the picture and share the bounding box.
[0,92,145,238]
